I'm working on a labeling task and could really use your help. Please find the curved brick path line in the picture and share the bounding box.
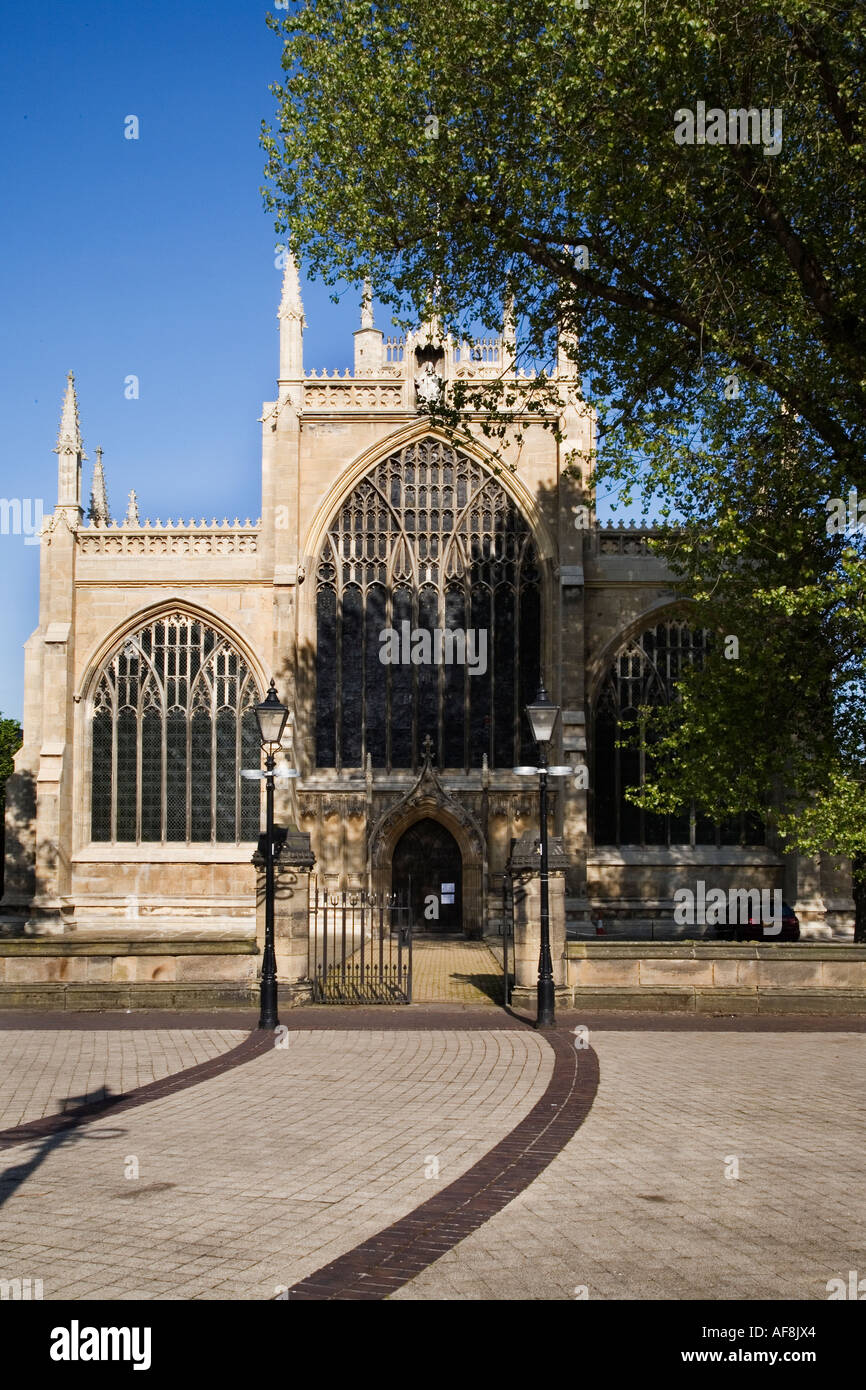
[284,1031,601,1301]
[0,1029,273,1150]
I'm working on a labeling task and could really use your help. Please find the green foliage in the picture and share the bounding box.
[263,0,865,474]
[607,391,866,862]
[0,716,22,803]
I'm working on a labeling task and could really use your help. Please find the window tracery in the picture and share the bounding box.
[315,438,541,770]
[90,613,261,843]
[592,620,765,846]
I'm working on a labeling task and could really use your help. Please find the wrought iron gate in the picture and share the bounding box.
[309,881,413,1003]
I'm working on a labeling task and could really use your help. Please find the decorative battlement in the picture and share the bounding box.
[596,524,667,555]
[78,518,260,555]
[304,381,405,411]
[305,335,537,385]
[299,334,553,414]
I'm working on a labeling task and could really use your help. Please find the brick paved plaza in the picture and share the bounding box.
[0,1001,863,1302]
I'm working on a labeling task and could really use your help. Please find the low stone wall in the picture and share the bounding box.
[0,933,261,1010]
[564,941,866,1013]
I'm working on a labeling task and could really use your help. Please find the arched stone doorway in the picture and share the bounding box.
[367,756,487,938]
[393,818,463,934]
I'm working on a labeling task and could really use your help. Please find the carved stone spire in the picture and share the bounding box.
[354,276,384,375]
[55,371,83,452]
[502,294,517,369]
[361,279,374,330]
[279,251,304,320]
[278,251,305,381]
[53,371,86,512]
[124,490,140,526]
[88,446,111,526]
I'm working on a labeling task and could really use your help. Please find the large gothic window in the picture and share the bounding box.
[592,620,765,846]
[315,438,541,770]
[90,613,261,843]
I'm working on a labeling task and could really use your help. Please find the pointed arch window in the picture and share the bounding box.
[592,619,765,846]
[315,437,541,770]
[90,613,261,843]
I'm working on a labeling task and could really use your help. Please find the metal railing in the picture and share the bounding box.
[308,882,413,1003]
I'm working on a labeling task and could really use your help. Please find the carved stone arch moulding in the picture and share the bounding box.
[367,763,488,936]
[370,795,486,870]
[586,596,695,710]
[85,608,266,847]
[80,597,270,707]
[302,419,556,569]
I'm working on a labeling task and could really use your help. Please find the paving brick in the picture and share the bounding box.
[392,1028,866,1300]
[0,1027,549,1300]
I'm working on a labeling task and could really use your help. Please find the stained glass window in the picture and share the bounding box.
[90,613,261,843]
[592,620,765,847]
[315,437,541,769]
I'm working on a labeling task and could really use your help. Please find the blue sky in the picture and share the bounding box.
[0,2,368,720]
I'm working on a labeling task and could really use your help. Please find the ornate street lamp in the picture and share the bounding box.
[515,680,570,1027]
[252,679,293,1030]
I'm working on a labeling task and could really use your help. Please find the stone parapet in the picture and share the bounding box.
[0,933,258,998]
[562,941,866,1013]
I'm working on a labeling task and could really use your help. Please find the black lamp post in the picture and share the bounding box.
[253,679,290,1030]
[518,682,565,1028]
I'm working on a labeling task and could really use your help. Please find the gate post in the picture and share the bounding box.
[252,827,316,1008]
[507,830,572,1013]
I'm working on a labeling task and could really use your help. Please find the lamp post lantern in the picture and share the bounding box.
[524,681,560,1028]
[254,679,290,1030]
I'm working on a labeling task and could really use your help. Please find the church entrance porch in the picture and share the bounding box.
[392,818,462,935]
[367,751,488,939]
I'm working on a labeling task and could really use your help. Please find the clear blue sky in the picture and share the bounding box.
[0,1,367,721]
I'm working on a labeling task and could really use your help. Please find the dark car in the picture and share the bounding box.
[716,900,800,942]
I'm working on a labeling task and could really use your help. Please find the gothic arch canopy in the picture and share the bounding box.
[591,615,764,849]
[368,755,487,935]
[80,597,269,706]
[369,759,487,872]
[87,609,263,845]
[586,598,693,709]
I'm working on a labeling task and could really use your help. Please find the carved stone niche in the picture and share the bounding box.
[251,827,316,1006]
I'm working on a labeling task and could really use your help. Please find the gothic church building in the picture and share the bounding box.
[0,261,851,1001]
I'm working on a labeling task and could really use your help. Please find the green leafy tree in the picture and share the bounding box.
[604,387,866,931]
[263,0,864,477]
[263,0,866,911]
[0,716,21,805]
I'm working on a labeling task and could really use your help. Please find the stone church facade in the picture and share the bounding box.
[0,261,853,1001]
